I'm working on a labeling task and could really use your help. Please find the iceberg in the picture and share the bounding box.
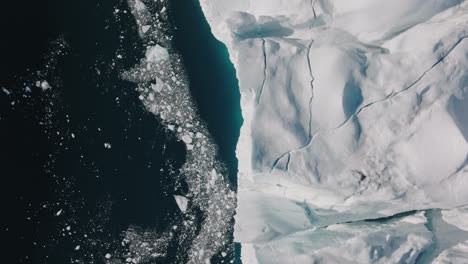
[200,0,468,262]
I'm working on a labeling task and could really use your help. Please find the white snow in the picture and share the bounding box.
[199,0,468,262]
[245,213,432,264]
[145,44,169,63]
[433,241,468,264]
[441,207,468,232]
[174,195,189,213]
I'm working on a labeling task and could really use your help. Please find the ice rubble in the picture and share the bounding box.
[117,0,237,263]
[200,0,468,263]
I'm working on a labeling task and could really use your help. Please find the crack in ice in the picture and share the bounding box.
[257,37,268,105]
[333,35,468,131]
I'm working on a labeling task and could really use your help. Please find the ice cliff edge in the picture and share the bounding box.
[199,1,468,263]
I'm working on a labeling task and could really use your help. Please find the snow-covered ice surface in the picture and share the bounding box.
[426,207,468,264]
[199,0,468,263]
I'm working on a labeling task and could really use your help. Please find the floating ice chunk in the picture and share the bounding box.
[187,144,194,150]
[105,253,111,259]
[210,169,219,186]
[146,44,169,62]
[41,80,51,91]
[104,143,112,149]
[174,195,189,213]
[182,135,193,144]
[142,25,151,33]
[2,88,11,95]
[56,209,63,216]
[74,245,80,250]
[400,211,427,225]
[151,77,164,92]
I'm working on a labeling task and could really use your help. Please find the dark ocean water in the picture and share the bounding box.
[170,0,242,186]
[0,0,240,263]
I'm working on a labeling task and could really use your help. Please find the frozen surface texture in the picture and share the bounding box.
[199,0,468,263]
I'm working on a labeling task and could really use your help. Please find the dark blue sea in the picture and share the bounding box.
[0,0,241,263]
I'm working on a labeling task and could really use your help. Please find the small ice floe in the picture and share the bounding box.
[2,88,11,95]
[56,209,63,216]
[151,77,164,93]
[142,25,151,33]
[104,143,112,149]
[116,54,123,59]
[41,80,51,91]
[71,133,75,139]
[181,135,193,144]
[210,169,219,187]
[74,245,80,251]
[105,253,112,259]
[160,7,166,13]
[174,195,189,213]
[146,44,169,63]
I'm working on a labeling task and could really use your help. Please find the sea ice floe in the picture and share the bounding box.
[174,195,189,213]
[145,45,169,63]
